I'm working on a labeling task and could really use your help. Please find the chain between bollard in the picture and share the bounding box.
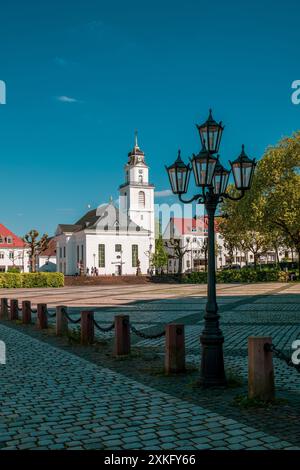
[93,318,115,333]
[61,307,81,324]
[45,308,57,319]
[264,342,300,373]
[129,323,165,340]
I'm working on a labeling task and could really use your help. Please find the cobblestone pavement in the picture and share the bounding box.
[0,323,298,451]
[1,282,300,450]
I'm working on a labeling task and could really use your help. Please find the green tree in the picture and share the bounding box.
[151,235,168,275]
[251,132,300,273]
[220,131,300,273]
[23,230,49,273]
[219,188,272,268]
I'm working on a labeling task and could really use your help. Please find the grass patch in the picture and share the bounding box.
[233,394,288,408]
[67,326,81,344]
[225,369,244,388]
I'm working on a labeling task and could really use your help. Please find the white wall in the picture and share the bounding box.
[84,232,152,275]
[56,231,153,275]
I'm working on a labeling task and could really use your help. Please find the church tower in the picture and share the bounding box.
[119,132,155,241]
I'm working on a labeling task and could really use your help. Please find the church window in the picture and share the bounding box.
[59,247,62,258]
[77,246,80,263]
[138,191,145,207]
[115,244,122,252]
[63,247,66,258]
[98,244,105,268]
[132,245,138,267]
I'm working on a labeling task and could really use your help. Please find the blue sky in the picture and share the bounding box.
[0,0,299,236]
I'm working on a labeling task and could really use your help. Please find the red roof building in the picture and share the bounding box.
[0,224,25,248]
[0,224,29,272]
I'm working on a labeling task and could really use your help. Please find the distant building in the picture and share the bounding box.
[163,217,294,273]
[55,136,155,275]
[38,237,57,272]
[0,223,30,272]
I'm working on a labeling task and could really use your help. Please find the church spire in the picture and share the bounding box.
[127,130,145,164]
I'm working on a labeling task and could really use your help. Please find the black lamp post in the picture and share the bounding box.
[165,110,256,386]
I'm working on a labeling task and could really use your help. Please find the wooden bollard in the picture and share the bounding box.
[22,301,32,324]
[9,299,19,321]
[81,311,94,345]
[248,336,275,401]
[114,315,130,356]
[37,303,48,329]
[0,298,9,319]
[56,305,68,336]
[165,324,185,373]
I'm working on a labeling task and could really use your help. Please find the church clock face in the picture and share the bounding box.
[137,156,143,163]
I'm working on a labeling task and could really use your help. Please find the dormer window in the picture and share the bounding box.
[7,237,12,244]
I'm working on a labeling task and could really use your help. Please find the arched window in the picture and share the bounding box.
[138,191,145,208]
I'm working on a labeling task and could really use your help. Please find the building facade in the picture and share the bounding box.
[38,237,57,272]
[0,223,30,272]
[55,137,155,276]
[163,217,294,273]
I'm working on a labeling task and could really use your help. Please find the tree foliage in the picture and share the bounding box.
[151,235,168,274]
[219,131,300,271]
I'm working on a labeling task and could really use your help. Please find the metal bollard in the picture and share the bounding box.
[9,299,19,321]
[165,324,185,373]
[81,311,94,345]
[56,305,68,336]
[22,301,32,324]
[114,315,130,356]
[37,303,48,329]
[0,298,9,319]
[248,336,275,401]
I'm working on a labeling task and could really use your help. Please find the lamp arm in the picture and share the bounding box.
[178,193,206,204]
[222,189,245,201]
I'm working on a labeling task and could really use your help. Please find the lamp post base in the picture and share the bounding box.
[199,333,227,387]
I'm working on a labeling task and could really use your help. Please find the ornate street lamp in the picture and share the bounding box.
[229,145,256,191]
[166,110,256,387]
[212,159,231,197]
[165,150,191,194]
[197,108,224,154]
[190,143,218,187]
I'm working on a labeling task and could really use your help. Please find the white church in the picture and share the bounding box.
[55,136,155,275]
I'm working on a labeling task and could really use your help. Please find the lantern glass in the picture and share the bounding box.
[166,151,191,194]
[190,145,217,187]
[212,160,230,196]
[230,145,256,191]
[197,109,224,154]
